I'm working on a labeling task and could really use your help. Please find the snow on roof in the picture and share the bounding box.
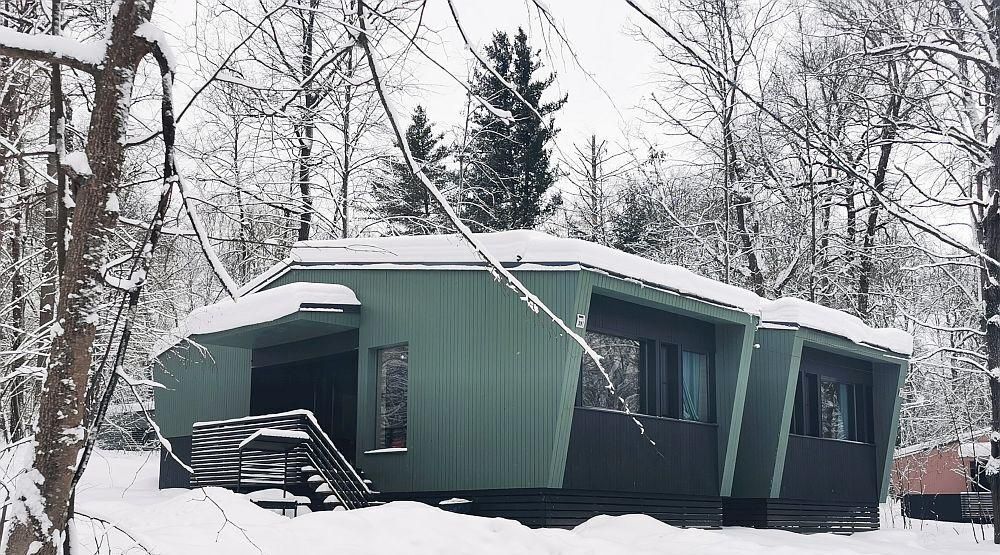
[894,427,991,458]
[287,230,912,355]
[151,283,359,358]
[959,442,991,459]
[761,298,911,358]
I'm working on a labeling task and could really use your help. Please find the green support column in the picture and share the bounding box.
[716,321,757,496]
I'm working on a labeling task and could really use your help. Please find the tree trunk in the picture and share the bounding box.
[856,72,900,318]
[4,2,152,553]
[987,6,1000,536]
[296,0,317,242]
[984,188,1000,545]
[340,53,353,239]
[8,157,27,442]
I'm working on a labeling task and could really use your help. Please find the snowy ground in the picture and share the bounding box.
[71,451,992,554]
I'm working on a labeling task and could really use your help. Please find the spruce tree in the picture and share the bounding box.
[612,185,661,256]
[375,105,450,235]
[465,28,567,231]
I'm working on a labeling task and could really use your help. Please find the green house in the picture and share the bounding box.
[153,231,910,530]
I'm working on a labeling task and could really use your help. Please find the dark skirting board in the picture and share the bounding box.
[378,488,724,529]
[902,493,992,524]
[159,435,192,489]
[722,498,879,533]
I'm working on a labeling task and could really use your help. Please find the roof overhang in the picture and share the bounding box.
[194,306,360,349]
[152,283,361,356]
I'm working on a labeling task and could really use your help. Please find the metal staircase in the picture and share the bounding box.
[190,410,375,513]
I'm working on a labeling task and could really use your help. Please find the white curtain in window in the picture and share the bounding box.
[681,351,709,422]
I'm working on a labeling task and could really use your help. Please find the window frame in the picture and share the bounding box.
[374,343,409,450]
[790,353,875,444]
[577,330,647,413]
[679,349,715,424]
[576,331,716,425]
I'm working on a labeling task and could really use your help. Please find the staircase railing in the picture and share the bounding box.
[191,410,374,509]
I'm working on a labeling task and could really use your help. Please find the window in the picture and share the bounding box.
[971,460,992,492]
[790,373,818,436]
[681,351,712,422]
[375,345,408,449]
[580,332,642,412]
[820,379,853,440]
[578,332,714,423]
[790,363,874,443]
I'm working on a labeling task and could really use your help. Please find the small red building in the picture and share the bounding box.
[893,428,992,522]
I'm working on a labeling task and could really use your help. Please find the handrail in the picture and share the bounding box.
[191,410,373,510]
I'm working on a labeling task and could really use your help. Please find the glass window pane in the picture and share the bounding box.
[376,345,408,448]
[820,379,853,440]
[790,374,804,435]
[581,332,641,412]
[681,351,710,422]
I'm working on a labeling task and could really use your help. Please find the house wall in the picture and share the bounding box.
[731,328,800,498]
[155,343,251,438]
[154,343,251,488]
[779,347,878,503]
[730,329,908,504]
[263,267,582,493]
[553,271,756,497]
[154,262,904,509]
[893,437,985,495]
[562,294,720,496]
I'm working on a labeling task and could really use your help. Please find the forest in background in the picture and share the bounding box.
[1,0,999,550]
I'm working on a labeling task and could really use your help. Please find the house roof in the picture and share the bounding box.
[894,427,991,458]
[244,230,911,356]
[151,283,360,357]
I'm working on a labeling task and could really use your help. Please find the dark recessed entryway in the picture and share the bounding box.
[249,349,359,462]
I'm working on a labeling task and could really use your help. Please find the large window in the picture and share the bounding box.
[580,332,642,412]
[579,332,714,423]
[790,353,874,443]
[375,345,408,449]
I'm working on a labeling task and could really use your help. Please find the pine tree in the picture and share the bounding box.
[375,106,450,235]
[464,28,567,231]
[612,184,661,256]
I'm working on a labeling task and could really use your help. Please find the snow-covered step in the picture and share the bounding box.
[315,483,332,493]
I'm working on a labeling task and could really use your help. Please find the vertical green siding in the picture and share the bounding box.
[153,343,251,438]
[730,329,801,498]
[267,268,580,492]
[874,360,908,500]
[732,328,908,501]
[546,272,590,488]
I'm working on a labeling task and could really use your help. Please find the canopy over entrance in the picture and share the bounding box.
[154,282,361,352]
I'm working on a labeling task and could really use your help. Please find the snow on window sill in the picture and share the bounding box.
[364,447,408,455]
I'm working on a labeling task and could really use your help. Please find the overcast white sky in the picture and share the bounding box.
[156,0,661,152]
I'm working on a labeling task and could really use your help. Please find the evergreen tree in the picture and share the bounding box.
[375,105,450,235]
[612,184,661,256]
[464,28,567,231]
